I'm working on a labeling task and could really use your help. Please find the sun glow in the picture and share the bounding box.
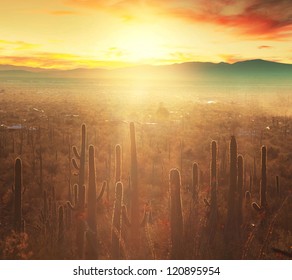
[115,25,166,63]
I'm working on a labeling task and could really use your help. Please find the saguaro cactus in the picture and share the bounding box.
[72,123,87,209]
[111,182,124,259]
[275,175,280,196]
[237,155,244,225]
[210,141,217,209]
[192,162,199,202]
[129,122,140,250]
[38,144,43,192]
[86,144,98,259]
[225,136,240,259]
[39,190,49,235]
[115,144,122,183]
[260,146,267,207]
[58,205,64,246]
[226,136,238,233]
[14,158,23,233]
[252,145,268,212]
[169,168,183,259]
[69,124,87,259]
[208,141,217,239]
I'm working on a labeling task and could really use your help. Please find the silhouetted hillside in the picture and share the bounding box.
[0,60,291,82]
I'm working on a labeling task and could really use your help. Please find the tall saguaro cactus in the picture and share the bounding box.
[70,124,87,259]
[58,206,64,246]
[210,141,217,210]
[87,144,98,259]
[237,155,244,225]
[14,158,23,233]
[260,146,267,208]
[72,123,87,209]
[115,144,122,183]
[192,162,199,202]
[252,145,268,211]
[208,141,217,239]
[129,122,140,250]
[169,168,183,259]
[226,136,238,232]
[111,182,124,259]
[225,136,239,258]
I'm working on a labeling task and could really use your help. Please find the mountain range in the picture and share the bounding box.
[0,59,292,81]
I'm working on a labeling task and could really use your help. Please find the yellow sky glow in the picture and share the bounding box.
[0,0,291,69]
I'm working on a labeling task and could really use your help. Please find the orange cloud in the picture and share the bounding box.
[65,0,292,40]
[165,2,292,40]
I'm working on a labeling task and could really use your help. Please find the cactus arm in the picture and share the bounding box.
[140,208,148,227]
[122,205,131,227]
[72,158,80,170]
[67,201,78,211]
[73,146,81,159]
[252,202,261,212]
[97,181,106,202]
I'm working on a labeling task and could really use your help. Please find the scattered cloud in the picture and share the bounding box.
[0,52,134,69]
[169,51,200,62]
[103,47,130,59]
[0,39,40,50]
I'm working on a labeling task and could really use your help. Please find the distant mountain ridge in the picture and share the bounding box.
[0,59,292,81]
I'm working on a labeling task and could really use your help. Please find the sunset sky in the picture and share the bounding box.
[1,0,292,69]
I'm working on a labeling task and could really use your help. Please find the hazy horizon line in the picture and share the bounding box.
[1,58,292,72]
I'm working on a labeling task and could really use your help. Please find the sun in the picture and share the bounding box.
[116,25,166,63]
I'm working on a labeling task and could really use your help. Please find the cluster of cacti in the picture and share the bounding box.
[3,112,289,262]
[67,124,109,259]
[110,122,151,258]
